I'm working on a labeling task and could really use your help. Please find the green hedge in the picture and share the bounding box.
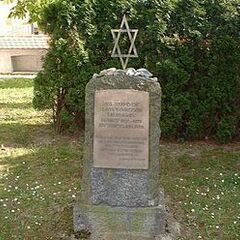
[33,0,240,142]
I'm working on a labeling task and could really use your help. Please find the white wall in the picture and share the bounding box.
[0,49,47,73]
[0,2,32,36]
[0,2,48,73]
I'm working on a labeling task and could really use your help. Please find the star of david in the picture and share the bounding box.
[111,14,138,69]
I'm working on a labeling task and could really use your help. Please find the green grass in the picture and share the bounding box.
[160,143,240,239]
[0,78,84,239]
[0,78,239,239]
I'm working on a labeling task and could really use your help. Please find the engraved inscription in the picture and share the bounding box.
[93,90,149,169]
[98,136,147,161]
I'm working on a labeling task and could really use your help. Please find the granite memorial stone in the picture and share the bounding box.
[73,69,176,240]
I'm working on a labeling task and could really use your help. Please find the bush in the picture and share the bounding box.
[33,0,90,132]
[34,0,240,142]
[157,0,240,142]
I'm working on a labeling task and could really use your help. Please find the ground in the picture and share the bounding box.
[0,78,239,240]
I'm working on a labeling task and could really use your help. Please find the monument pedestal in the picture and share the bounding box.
[74,69,178,240]
[74,201,166,240]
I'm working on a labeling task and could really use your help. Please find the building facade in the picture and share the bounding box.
[0,1,48,73]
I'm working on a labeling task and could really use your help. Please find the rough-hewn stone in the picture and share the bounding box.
[74,70,170,239]
[74,203,166,240]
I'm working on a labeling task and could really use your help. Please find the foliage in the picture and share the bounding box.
[31,0,239,141]
[3,0,50,23]
[157,0,240,142]
[33,0,90,132]
[33,0,174,133]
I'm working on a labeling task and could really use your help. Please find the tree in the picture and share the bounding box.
[7,0,240,141]
[3,0,50,23]
[33,0,172,133]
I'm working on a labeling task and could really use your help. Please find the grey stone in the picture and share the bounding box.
[99,68,117,76]
[126,67,136,76]
[73,203,180,240]
[90,169,162,207]
[114,69,127,76]
[151,77,158,82]
[74,71,176,239]
[74,203,166,240]
[92,73,98,79]
[80,74,161,206]
[135,68,153,78]
[96,67,155,80]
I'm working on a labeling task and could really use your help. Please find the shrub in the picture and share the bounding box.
[33,0,240,142]
[157,0,240,141]
[33,0,90,132]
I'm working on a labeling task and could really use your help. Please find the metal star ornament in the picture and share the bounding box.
[111,14,138,69]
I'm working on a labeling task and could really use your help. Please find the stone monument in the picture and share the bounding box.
[73,15,179,240]
[73,68,169,240]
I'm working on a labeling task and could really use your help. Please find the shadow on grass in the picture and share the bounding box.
[0,123,53,147]
[0,78,33,89]
[0,102,33,109]
[0,77,86,239]
[0,142,83,240]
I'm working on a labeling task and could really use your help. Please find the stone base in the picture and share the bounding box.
[73,203,166,240]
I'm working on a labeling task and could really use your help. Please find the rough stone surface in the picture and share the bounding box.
[98,67,156,80]
[74,70,173,239]
[73,203,180,240]
[74,203,166,240]
[80,73,161,207]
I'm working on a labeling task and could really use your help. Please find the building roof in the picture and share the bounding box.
[0,36,49,49]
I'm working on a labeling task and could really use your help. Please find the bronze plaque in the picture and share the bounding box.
[93,90,149,169]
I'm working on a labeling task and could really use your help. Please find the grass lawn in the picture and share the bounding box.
[0,78,239,240]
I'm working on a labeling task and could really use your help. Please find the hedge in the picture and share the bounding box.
[33,0,240,142]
